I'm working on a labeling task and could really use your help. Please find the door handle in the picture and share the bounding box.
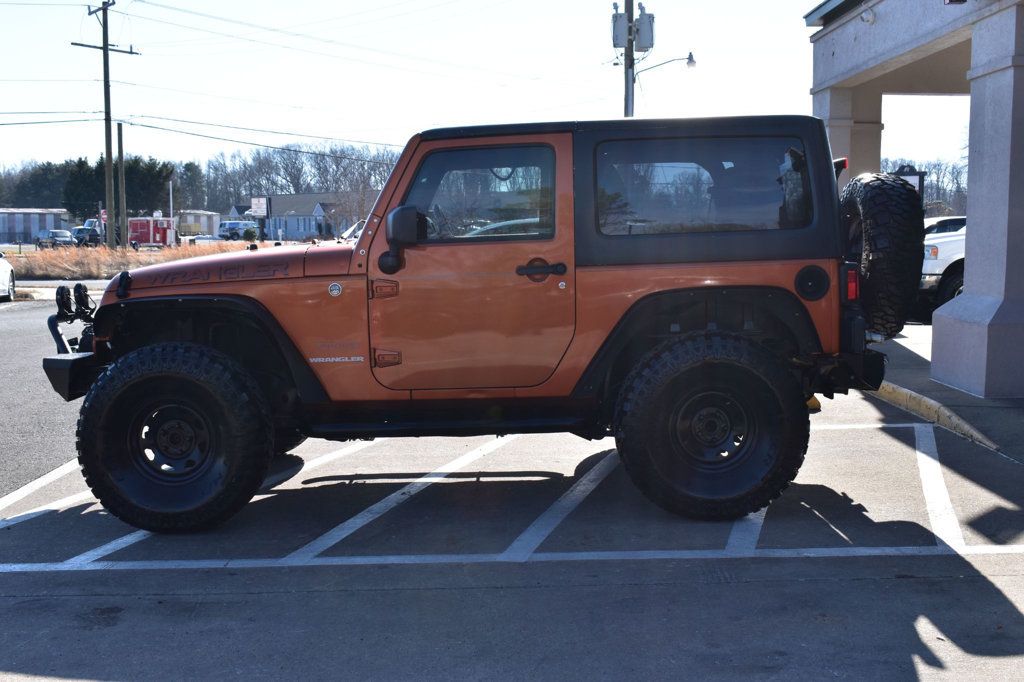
[516,261,567,277]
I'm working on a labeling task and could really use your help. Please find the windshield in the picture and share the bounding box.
[52,230,72,237]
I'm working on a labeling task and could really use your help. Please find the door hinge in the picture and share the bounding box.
[371,279,399,299]
[373,349,402,367]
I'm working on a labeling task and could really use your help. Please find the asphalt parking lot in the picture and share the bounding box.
[2,300,1024,678]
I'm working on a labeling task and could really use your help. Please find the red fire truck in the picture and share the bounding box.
[128,217,178,247]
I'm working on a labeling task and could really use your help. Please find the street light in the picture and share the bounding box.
[635,52,696,79]
[623,52,696,117]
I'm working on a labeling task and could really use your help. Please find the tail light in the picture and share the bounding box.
[844,266,860,302]
[833,157,849,180]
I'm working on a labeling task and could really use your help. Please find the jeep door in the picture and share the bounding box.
[367,134,575,390]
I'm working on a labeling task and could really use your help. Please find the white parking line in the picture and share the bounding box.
[261,438,387,490]
[914,423,966,550]
[724,508,767,556]
[285,435,520,561]
[3,542,1024,574]
[501,450,618,562]
[0,459,78,514]
[77,440,393,562]
[63,530,151,565]
[0,491,95,531]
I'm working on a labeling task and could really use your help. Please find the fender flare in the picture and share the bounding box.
[93,294,329,404]
[572,286,823,399]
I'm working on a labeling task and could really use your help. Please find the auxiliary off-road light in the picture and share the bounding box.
[73,283,96,320]
[55,285,75,322]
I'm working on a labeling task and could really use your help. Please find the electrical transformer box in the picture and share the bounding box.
[612,11,627,48]
[635,12,654,51]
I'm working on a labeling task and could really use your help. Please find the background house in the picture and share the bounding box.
[227,204,250,219]
[265,190,378,240]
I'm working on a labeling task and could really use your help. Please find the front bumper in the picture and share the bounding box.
[43,352,104,401]
[920,274,942,291]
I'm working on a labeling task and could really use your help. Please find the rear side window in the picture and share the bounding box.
[403,145,555,243]
[596,137,812,235]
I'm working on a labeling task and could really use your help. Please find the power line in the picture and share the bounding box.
[117,120,396,164]
[142,0,426,46]
[109,9,451,80]
[0,2,86,5]
[0,78,340,115]
[125,114,403,148]
[121,2,533,82]
[0,110,102,115]
[0,118,103,126]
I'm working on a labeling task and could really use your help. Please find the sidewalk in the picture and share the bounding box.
[15,279,110,301]
[878,323,1024,463]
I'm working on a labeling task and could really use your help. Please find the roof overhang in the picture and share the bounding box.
[805,0,860,26]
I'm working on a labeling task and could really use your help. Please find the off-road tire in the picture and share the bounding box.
[840,173,925,339]
[937,264,964,307]
[614,333,809,520]
[77,343,273,532]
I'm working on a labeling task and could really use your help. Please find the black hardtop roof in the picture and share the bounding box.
[420,115,823,141]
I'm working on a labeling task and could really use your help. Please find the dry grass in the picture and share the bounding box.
[14,243,245,280]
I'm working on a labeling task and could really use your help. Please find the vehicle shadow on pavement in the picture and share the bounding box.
[764,483,1024,675]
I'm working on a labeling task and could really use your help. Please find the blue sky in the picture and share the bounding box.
[0,0,969,165]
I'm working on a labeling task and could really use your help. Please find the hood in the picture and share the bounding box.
[924,229,965,246]
[101,241,358,300]
[111,244,310,294]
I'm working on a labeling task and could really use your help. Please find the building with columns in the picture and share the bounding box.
[806,0,1024,397]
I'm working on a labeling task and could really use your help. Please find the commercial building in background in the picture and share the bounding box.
[806,0,1024,396]
[0,208,71,243]
[176,210,220,237]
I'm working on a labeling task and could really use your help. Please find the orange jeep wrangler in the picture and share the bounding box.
[44,116,923,532]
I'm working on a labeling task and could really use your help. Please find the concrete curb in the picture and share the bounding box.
[875,380,1001,451]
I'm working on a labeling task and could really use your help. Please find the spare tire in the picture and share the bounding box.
[840,173,924,339]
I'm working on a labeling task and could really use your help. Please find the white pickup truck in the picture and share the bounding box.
[920,216,965,307]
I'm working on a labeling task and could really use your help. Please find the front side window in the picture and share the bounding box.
[596,137,812,236]
[404,146,555,243]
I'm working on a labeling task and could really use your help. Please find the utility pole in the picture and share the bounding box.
[117,122,127,247]
[71,1,139,248]
[624,0,635,117]
[613,1,653,117]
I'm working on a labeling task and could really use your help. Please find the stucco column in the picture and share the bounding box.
[812,86,883,179]
[932,4,1024,397]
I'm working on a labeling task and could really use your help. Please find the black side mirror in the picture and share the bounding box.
[379,206,420,274]
[387,206,419,247]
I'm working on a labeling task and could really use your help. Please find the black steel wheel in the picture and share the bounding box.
[77,343,273,532]
[615,334,809,520]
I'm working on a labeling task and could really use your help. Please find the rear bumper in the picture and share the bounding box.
[43,353,104,401]
[810,349,886,397]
